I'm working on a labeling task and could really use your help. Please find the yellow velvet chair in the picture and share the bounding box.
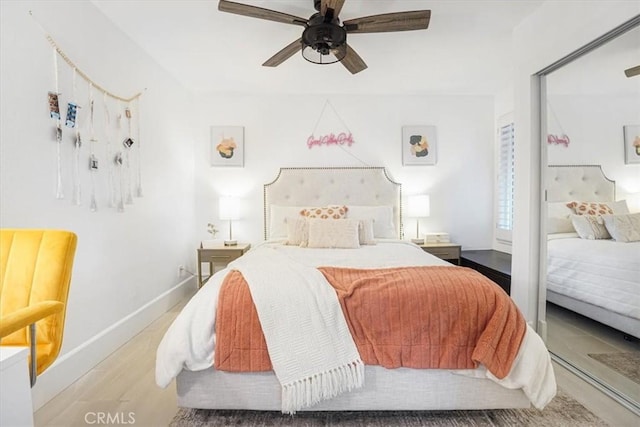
[0,229,77,386]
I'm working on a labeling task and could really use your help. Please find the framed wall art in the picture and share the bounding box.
[402,126,437,166]
[623,125,640,164]
[211,126,244,167]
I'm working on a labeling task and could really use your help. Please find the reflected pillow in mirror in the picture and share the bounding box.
[547,202,575,234]
[601,213,640,242]
[570,214,611,240]
[566,201,613,216]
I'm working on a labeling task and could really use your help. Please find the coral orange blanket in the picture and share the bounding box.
[215,266,526,379]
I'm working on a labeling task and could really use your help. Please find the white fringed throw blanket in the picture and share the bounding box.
[225,247,364,414]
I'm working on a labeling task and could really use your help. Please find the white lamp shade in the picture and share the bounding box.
[407,195,430,218]
[219,196,240,220]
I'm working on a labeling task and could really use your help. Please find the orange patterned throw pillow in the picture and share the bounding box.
[566,201,613,216]
[300,205,348,219]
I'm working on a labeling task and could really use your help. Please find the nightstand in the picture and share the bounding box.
[197,242,251,288]
[461,250,511,295]
[418,242,461,265]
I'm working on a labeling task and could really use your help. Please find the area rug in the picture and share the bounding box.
[588,352,640,384]
[170,389,607,426]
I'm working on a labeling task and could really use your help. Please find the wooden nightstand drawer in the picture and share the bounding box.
[197,242,251,288]
[418,243,461,265]
[205,248,245,263]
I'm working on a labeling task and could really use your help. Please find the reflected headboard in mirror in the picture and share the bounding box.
[263,167,402,240]
[546,164,615,203]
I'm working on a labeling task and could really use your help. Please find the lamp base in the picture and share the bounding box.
[224,240,237,246]
[411,238,424,244]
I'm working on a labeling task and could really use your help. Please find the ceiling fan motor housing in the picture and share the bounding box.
[302,13,347,56]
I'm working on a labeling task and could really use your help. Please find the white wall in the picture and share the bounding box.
[546,94,640,196]
[510,2,640,325]
[192,94,497,250]
[0,0,197,407]
[7,0,634,410]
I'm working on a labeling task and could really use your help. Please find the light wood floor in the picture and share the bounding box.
[34,291,640,427]
[546,302,640,404]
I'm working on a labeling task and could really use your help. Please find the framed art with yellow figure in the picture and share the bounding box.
[402,126,437,166]
[211,126,244,167]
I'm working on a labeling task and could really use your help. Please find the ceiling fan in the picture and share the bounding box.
[218,0,431,74]
[624,65,640,77]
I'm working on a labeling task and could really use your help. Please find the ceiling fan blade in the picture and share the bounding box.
[340,43,367,74]
[321,0,345,19]
[344,10,431,33]
[218,0,307,26]
[624,65,640,77]
[262,38,303,67]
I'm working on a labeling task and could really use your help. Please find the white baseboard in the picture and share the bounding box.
[31,276,196,410]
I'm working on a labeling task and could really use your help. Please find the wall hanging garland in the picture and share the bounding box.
[33,11,145,212]
[308,99,369,166]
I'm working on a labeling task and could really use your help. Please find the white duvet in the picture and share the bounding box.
[156,240,556,409]
[547,234,640,320]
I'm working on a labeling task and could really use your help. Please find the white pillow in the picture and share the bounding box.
[347,205,396,238]
[610,200,630,214]
[547,202,575,234]
[570,214,610,240]
[285,217,308,246]
[358,219,376,245]
[269,205,304,238]
[306,219,360,249]
[601,213,640,242]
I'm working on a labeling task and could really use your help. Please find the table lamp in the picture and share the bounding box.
[407,194,430,244]
[219,196,240,246]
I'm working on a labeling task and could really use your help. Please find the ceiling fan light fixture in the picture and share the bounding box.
[301,15,347,65]
[301,43,346,64]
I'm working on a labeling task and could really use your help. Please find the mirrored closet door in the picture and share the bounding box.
[539,19,640,413]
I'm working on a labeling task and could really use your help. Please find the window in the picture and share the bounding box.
[496,120,514,243]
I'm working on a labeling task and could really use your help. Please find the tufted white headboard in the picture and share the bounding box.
[263,167,402,240]
[546,165,615,203]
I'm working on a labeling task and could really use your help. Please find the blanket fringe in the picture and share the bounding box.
[281,359,365,414]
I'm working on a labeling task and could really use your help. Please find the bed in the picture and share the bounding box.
[156,167,556,413]
[545,165,640,339]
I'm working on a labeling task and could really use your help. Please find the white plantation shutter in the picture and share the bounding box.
[496,122,514,242]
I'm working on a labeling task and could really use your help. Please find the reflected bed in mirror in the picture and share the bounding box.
[545,165,640,338]
[544,164,640,406]
[539,17,640,415]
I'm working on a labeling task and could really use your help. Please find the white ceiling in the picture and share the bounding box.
[546,24,640,96]
[91,0,547,95]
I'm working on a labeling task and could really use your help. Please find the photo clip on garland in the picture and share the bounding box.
[115,151,125,213]
[88,84,98,212]
[124,107,134,205]
[49,46,64,199]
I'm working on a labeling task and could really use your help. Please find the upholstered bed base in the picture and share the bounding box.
[176,366,530,411]
[173,167,532,412]
[547,291,640,339]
